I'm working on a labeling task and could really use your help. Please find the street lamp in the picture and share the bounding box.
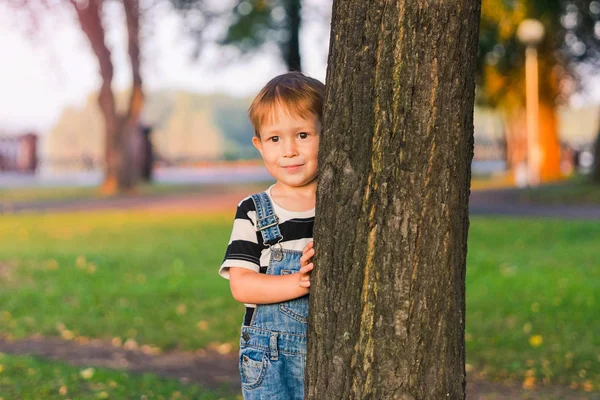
[517,19,545,187]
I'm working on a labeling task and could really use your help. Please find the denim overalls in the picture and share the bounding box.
[238,192,308,399]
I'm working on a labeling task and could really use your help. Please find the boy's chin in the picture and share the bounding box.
[276,176,318,188]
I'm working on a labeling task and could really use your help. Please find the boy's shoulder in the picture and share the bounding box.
[235,189,271,216]
[237,187,275,210]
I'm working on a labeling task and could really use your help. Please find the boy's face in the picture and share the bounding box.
[252,106,320,190]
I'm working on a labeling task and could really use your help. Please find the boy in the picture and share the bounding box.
[219,71,324,399]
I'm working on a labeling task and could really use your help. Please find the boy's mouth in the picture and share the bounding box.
[281,164,304,169]
[281,164,304,172]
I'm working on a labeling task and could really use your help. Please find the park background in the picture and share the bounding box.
[0,0,599,399]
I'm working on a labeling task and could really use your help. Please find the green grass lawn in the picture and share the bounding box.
[0,353,238,400]
[0,182,268,204]
[0,210,598,392]
[0,183,192,204]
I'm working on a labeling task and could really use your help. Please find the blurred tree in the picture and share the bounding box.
[222,0,303,71]
[6,0,214,193]
[478,0,600,183]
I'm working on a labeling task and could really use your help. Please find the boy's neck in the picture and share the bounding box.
[270,180,317,212]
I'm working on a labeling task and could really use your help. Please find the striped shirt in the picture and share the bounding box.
[220,186,314,314]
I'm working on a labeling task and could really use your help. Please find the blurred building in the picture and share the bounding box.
[42,90,236,174]
[0,132,38,173]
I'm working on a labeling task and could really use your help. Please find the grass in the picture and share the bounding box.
[0,211,243,351]
[466,217,599,391]
[0,182,268,205]
[0,183,191,204]
[0,353,238,400]
[0,209,598,392]
[519,174,600,205]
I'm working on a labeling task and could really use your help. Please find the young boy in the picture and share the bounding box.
[219,71,324,399]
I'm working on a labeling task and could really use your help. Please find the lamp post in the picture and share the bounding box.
[517,19,545,187]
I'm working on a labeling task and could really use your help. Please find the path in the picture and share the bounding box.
[3,186,600,219]
[469,188,600,219]
[0,336,597,399]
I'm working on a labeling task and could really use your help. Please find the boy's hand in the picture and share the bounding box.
[299,241,315,288]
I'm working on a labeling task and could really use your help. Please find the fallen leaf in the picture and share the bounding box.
[61,330,75,340]
[196,321,209,331]
[123,338,138,351]
[80,367,95,380]
[522,376,536,390]
[176,304,187,315]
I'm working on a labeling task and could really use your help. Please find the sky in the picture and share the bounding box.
[0,1,331,133]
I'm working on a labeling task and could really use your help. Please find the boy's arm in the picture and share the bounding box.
[229,267,309,304]
[229,241,315,304]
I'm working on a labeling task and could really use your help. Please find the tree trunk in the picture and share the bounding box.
[69,0,120,194]
[69,0,143,193]
[121,0,144,190]
[502,111,527,171]
[306,1,481,399]
[593,130,600,183]
[537,98,562,182]
[282,0,302,71]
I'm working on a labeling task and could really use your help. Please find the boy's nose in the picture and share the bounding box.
[282,140,298,157]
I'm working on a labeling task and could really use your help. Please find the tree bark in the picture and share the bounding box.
[306,1,481,399]
[537,97,562,182]
[121,0,144,189]
[282,0,302,71]
[593,129,600,183]
[69,0,120,193]
[69,0,143,193]
[502,111,527,171]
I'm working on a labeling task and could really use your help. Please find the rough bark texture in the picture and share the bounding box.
[306,1,481,399]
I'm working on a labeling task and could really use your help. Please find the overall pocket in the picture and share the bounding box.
[278,270,309,323]
[239,345,268,390]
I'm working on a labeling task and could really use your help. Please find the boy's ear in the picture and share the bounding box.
[252,136,263,155]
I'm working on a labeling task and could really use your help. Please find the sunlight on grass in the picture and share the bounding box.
[0,353,239,400]
[0,210,598,391]
[0,211,243,352]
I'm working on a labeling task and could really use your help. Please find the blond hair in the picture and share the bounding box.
[248,72,326,137]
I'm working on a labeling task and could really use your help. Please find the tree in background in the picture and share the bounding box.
[478,0,600,183]
[306,0,481,397]
[221,0,302,71]
[7,0,214,193]
[219,0,331,72]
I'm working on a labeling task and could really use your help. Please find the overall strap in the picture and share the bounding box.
[250,192,283,246]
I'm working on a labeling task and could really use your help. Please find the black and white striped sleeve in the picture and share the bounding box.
[219,198,264,279]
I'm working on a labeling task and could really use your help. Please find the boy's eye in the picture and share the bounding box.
[298,132,308,139]
[269,136,280,142]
